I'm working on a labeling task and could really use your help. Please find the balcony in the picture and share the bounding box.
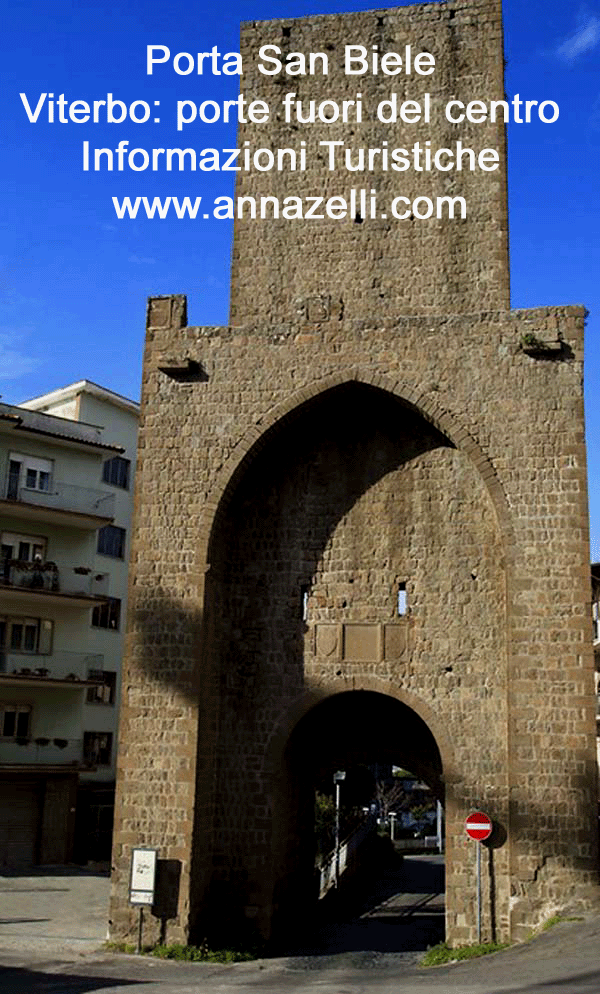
[0,561,108,609]
[0,735,85,770]
[1,480,115,529]
[0,649,103,686]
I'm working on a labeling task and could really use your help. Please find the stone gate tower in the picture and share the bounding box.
[110,0,599,948]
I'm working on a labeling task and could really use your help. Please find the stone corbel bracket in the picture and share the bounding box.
[157,357,209,382]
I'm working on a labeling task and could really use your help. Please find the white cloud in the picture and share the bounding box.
[0,330,39,381]
[128,254,157,265]
[557,14,600,61]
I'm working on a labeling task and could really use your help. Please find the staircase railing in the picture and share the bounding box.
[318,812,376,898]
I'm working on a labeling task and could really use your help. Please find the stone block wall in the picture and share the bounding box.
[109,299,598,946]
[230,0,509,325]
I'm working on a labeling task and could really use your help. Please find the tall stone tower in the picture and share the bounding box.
[110,0,599,949]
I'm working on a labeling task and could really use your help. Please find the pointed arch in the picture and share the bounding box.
[196,368,514,574]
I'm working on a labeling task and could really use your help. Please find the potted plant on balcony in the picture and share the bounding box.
[48,563,60,591]
[30,556,45,588]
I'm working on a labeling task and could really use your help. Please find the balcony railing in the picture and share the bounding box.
[0,736,84,767]
[0,649,103,682]
[4,480,115,520]
[0,561,108,598]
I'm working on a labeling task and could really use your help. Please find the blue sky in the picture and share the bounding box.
[3,0,600,556]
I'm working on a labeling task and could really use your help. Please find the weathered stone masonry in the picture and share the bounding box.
[110,0,599,949]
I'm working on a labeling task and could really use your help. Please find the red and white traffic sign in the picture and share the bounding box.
[465,811,493,841]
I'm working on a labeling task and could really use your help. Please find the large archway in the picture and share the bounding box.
[192,380,507,946]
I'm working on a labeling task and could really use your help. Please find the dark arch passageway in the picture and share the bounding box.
[272,691,446,955]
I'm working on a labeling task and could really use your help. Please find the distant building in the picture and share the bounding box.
[0,381,138,868]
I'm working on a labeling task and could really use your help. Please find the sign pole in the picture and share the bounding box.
[137,906,143,955]
[334,779,340,889]
[464,811,492,945]
[476,840,482,944]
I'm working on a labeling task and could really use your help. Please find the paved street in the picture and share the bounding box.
[288,854,444,960]
[0,859,599,993]
[1,917,600,994]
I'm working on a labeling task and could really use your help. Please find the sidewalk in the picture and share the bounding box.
[0,866,110,957]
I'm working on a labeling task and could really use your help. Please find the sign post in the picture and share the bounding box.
[129,847,158,953]
[464,811,492,943]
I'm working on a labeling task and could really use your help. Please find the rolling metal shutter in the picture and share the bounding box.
[0,780,40,869]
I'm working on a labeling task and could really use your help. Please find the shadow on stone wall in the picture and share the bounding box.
[117,380,598,949]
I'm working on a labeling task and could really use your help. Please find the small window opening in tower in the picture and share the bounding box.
[397,583,407,616]
[301,584,310,621]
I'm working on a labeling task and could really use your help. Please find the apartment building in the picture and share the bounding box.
[0,382,138,868]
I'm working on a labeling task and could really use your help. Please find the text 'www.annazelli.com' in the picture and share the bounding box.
[111,190,467,221]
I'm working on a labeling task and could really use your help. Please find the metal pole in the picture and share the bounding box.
[476,841,482,944]
[137,906,143,954]
[334,780,341,889]
[437,801,443,853]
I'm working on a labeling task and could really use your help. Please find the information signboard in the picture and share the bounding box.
[129,847,157,906]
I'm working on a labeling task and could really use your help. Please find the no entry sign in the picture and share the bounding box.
[465,811,493,943]
[465,811,493,842]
